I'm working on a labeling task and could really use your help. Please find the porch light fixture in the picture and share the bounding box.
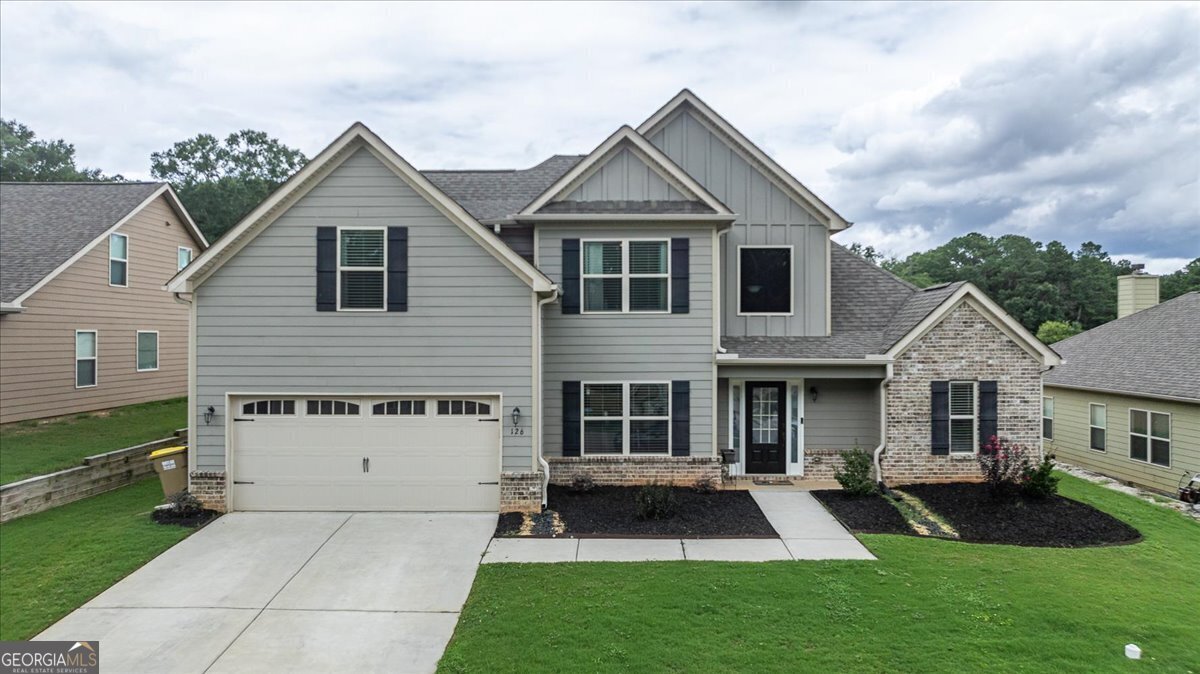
[204,405,215,424]
[809,386,818,403]
[511,406,521,427]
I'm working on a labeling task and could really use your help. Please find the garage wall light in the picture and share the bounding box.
[511,406,521,427]
[204,405,215,424]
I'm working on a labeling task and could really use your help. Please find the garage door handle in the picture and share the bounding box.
[478,418,499,422]
[478,481,499,485]
[233,418,255,422]
[233,480,255,485]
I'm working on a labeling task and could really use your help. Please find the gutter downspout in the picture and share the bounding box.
[873,361,894,487]
[715,223,734,354]
[536,288,560,507]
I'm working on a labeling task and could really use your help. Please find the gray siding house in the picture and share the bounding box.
[171,90,1059,513]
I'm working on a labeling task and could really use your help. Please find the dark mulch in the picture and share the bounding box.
[498,485,777,537]
[495,512,524,537]
[811,490,912,535]
[898,482,1141,548]
[151,508,219,528]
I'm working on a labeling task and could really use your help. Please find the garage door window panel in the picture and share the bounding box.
[307,399,361,416]
[372,400,427,416]
[437,399,492,416]
[241,399,296,416]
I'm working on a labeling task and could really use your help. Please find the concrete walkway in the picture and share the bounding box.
[36,512,496,674]
[482,491,874,563]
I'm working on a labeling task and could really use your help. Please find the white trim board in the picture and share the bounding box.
[520,125,733,217]
[637,89,850,231]
[168,122,555,294]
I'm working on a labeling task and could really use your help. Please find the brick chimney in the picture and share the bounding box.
[1117,264,1160,318]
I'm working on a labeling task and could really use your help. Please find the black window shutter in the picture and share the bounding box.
[562,381,581,456]
[671,380,690,456]
[978,380,998,450]
[931,381,950,455]
[387,226,408,312]
[561,239,580,314]
[316,227,337,311]
[671,238,689,314]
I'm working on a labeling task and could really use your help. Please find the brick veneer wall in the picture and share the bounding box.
[883,301,1043,484]
[500,471,543,513]
[189,471,227,512]
[802,448,847,481]
[547,456,721,487]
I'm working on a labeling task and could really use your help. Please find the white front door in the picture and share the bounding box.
[229,396,501,511]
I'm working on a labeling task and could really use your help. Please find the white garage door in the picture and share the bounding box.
[230,396,500,511]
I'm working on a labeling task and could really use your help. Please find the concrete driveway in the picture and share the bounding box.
[36,512,496,674]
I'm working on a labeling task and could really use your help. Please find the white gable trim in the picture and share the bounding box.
[12,184,207,307]
[168,123,554,294]
[520,126,733,217]
[886,283,1062,366]
[637,90,850,231]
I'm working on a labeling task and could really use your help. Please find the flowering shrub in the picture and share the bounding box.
[976,436,1030,496]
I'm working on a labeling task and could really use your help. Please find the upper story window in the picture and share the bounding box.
[109,233,128,286]
[338,228,385,311]
[737,246,792,315]
[582,240,669,313]
[178,246,193,271]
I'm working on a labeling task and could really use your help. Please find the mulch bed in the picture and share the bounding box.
[151,508,219,528]
[898,482,1141,548]
[495,485,777,538]
[811,490,912,535]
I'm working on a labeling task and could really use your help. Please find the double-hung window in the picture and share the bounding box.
[136,331,159,371]
[1129,409,1170,467]
[1042,397,1054,440]
[1089,403,1106,451]
[582,382,670,455]
[338,228,386,310]
[177,246,193,270]
[738,245,792,315]
[109,233,128,286]
[582,240,668,313]
[949,381,977,453]
[75,330,97,388]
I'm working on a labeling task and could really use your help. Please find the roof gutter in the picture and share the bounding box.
[716,355,894,366]
[0,302,23,314]
[512,213,739,223]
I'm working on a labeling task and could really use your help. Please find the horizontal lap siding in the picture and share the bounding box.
[804,379,880,450]
[1044,387,1199,495]
[194,148,534,473]
[0,197,198,423]
[540,225,714,457]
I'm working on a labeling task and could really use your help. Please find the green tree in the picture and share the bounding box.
[1161,258,1200,301]
[0,119,119,182]
[1036,320,1082,344]
[151,130,307,240]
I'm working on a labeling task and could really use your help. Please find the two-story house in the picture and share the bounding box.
[168,90,1058,513]
[0,182,208,424]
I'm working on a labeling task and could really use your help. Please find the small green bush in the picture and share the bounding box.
[1021,454,1060,498]
[166,490,204,517]
[635,482,678,520]
[835,448,877,497]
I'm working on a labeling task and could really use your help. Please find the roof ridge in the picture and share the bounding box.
[0,181,164,186]
[829,241,921,292]
[422,154,587,175]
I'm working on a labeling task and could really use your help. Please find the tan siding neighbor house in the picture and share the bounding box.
[0,183,207,424]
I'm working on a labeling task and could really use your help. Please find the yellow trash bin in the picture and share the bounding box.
[149,446,188,497]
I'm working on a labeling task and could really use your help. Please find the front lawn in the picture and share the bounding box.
[0,478,195,640]
[441,474,1199,672]
[0,397,186,484]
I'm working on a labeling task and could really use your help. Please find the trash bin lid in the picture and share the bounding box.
[149,446,186,459]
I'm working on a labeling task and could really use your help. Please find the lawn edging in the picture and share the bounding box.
[0,429,186,523]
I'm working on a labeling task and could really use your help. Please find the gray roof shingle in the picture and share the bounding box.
[0,182,165,303]
[1045,292,1200,401]
[422,155,583,222]
[538,200,715,214]
[721,244,961,359]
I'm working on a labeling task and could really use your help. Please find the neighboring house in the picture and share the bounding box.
[1044,278,1199,496]
[168,90,1058,513]
[0,182,208,424]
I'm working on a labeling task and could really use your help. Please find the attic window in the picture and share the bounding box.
[338,228,385,310]
[738,246,791,315]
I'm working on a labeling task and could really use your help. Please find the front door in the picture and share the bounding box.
[745,381,786,474]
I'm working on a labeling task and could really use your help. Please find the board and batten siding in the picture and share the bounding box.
[0,195,198,424]
[566,147,688,202]
[1044,386,1199,495]
[539,225,714,457]
[647,108,828,337]
[193,147,535,473]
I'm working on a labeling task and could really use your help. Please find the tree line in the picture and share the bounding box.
[848,237,1199,342]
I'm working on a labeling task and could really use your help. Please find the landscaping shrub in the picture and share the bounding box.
[634,482,678,520]
[166,490,204,517]
[569,474,596,493]
[1021,454,1060,498]
[692,477,719,494]
[834,447,877,496]
[977,436,1031,497]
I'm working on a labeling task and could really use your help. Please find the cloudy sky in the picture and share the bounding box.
[2,1,1197,271]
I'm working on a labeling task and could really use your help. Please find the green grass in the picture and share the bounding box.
[0,478,194,639]
[440,475,1199,673]
[0,397,186,484]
